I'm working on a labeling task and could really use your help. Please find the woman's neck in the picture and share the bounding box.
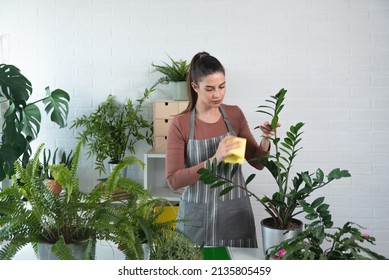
[195,105,221,123]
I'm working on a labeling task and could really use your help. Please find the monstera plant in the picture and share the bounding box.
[0,64,70,181]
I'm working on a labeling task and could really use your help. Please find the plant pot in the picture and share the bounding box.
[37,240,96,260]
[108,162,128,178]
[260,217,303,255]
[171,81,188,100]
[47,179,62,196]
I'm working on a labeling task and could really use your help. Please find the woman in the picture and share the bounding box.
[165,51,276,248]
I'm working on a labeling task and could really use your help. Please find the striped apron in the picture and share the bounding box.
[176,107,257,248]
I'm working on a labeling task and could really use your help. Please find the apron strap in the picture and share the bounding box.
[219,106,236,135]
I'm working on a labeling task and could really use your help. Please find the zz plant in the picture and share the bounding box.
[199,88,351,230]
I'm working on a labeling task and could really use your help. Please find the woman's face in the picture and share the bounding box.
[192,72,226,109]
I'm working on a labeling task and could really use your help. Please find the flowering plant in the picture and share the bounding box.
[267,218,387,260]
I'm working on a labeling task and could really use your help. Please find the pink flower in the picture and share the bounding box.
[276,249,287,257]
[362,233,370,238]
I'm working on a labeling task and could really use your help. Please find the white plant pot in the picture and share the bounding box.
[260,217,303,255]
[108,162,128,178]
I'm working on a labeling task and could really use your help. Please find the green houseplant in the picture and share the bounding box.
[42,147,73,195]
[267,214,387,260]
[71,86,155,176]
[151,54,189,100]
[150,229,203,260]
[0,64,70,181]
[198,88,354,255]
[0,140,173,260]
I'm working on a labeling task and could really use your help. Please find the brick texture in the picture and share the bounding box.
[1,0,388,258]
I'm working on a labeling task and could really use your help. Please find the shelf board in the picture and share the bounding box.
[145,149,166,158]
[150,186,181,201]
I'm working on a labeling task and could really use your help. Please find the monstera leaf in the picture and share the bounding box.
[0,64,70,181]
[43,87,70,128]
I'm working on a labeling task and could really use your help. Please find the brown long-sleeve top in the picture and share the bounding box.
[165,104,269,191]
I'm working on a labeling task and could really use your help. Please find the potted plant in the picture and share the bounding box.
[198,88,352,255]
[149,229,203,260]
[267,211,387,260]
[0,139,171,260]
[0,64,70,182]
[42,147,73,195]
[151,54,189,100]
[71,86,155,176]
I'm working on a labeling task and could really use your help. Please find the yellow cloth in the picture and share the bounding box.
[224,137,247,164]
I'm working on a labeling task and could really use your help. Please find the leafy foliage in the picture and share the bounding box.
[42,147,73,179]
[71,86,155,175]
[152,54,189,84]
[199,89,351,229]
[267,221,387,260]
[198,88,385,259]
[0,64,70,181]
[0,140,173,260]
[150,229,203,260]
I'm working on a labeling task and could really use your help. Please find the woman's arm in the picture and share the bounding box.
[165,116,204,191]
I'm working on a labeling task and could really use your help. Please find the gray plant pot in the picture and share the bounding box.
[108,162,128,178]
[37,240,96,260]
[171,81,188,100]
[260,217,303,255]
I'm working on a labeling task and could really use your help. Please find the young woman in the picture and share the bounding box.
[165,51,276,248]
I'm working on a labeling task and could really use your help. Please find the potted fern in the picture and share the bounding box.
[198,88,352,255]
[71,86,155,176]
[151,54,189,100]
[0,140,172,260]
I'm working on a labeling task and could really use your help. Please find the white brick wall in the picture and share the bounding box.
[1,0,389,258]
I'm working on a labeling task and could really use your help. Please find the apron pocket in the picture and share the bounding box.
[177,200,206,244]
[217,196,255,240]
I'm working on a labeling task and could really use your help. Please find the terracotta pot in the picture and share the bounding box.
[47,179,62,196]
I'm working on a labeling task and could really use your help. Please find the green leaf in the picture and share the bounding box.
[301,172,313,187]
[21,104,41,139]
[284,137,293,146]
[51,237,76,260]
[311,197,325,208]
[43,87,70,128]
[0,64,32,101]
[317,203,330,213]
[210,181,227,189]
[315,169,324,183]
[245,174,256,185]
[255,110,273,118]
[271,116,279,129]
[219,186,234,196]
[305,213,318,220]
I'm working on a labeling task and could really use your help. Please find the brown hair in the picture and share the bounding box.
[181,51,225,114]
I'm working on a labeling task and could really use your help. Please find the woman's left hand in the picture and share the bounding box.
[257,121,279,139]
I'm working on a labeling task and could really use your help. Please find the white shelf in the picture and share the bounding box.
[150,187,181,202]
[144,150,181,202]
